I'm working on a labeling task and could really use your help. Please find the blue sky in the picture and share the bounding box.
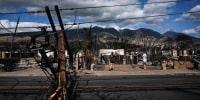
[0,0,200,38]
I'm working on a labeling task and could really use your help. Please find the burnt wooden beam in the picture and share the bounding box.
[45,6,58,44]
[55,5,73,69]
[58,33,67,100]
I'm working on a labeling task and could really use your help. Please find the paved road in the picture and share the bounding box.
[0,64,200,100]
[77,89,200,100]
[77,74,200,100]
[0,76,50,100]
[76,64,200,100]
[78,74,200,89]
[0,76,50,90]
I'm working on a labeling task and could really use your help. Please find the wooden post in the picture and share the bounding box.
[162,62,166,70]
[75,57,78,70]
[1,51,5,59]
[58,33,67,100]
[123,56,126,64]
[55,5,73,69]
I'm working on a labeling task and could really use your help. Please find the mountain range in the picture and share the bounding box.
[0,26,200,43]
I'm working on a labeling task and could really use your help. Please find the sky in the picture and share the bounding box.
[0,0,200,38]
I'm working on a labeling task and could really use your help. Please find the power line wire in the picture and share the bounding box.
[60,0,193,10]
[65,10,200,25]
[0,21,14,33]
[1,10,200,30]
[65,9,78,30]
[0,10,46,15]
[0,0,194,15]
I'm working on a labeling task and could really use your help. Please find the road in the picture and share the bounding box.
[78,74,200,89]
[0,67,200,100]
[76,74,200,100]
[0,75,199,100]
[0,76,50,100]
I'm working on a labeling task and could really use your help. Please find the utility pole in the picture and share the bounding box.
[45,6,58,44]
[55,5,73,69]
[47,33,67,100]
[58,33,67,100]
[44,5,78,100]
[10,16,20,58]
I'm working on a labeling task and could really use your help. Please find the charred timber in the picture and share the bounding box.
[55,5,73,69]
[45,6,58,44]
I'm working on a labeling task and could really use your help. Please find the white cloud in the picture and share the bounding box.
[182,29,197,34]
[182,26,200,38]
[64,21,121,31]
[142,0,176,24]
[144,0,176,14]
[175,5,200,22]
[4,0,197,37]
[0,0,176,26]
[0,20,10,28]
[0,20,49,33]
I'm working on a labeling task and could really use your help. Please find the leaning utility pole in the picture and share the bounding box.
[47,33,67,100]
[10,16,20,58]
[45,6,58,44]
[55,5,74,69]
[44,5,74,100]
[58,33,67,100]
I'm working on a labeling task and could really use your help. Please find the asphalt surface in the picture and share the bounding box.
[0,64,200,90]
[75,64,200,100]
[76,64,200,91]
[0,64,200,100]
